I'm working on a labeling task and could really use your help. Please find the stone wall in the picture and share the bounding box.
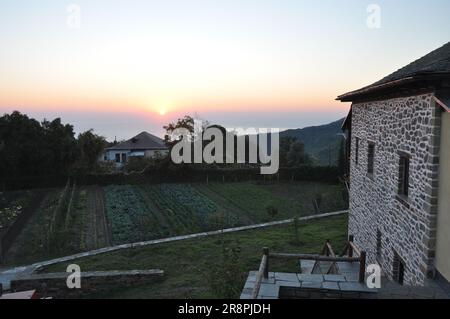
[349,93,441,285]
[10,269,164,299]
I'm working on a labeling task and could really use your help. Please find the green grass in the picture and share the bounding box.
[41,214,348,299]
[198,181,346,222]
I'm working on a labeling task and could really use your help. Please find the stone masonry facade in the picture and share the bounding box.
[349,93,442,286]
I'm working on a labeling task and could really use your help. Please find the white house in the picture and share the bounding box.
[103,131,169,166]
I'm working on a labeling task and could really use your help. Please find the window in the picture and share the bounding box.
[376,230,382,257]
[121,153,127,163]
[367,143,375,175]
[355,137,360,165]
[398,154,410,197]
[115,153,121,163]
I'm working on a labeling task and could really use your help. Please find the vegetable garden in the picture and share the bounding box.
[103,182,348,245]
[2,181,347,265]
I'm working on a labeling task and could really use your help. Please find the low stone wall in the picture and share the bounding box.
[10,269,164,299]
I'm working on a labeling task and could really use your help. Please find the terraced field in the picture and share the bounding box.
[2,181,347,265]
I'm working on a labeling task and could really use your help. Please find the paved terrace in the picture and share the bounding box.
[241,263,450,299]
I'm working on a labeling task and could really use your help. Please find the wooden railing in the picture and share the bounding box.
[251,235,367,299]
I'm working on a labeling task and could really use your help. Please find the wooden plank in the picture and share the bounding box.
[349,242,361,257]
[270,253,359,262]
[359,251,367,283]
[326,242,336,257]
[251,254,268,299]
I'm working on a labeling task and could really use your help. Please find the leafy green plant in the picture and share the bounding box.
[205,240,244,298]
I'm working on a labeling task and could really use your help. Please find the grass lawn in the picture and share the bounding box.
[41,214,348,299]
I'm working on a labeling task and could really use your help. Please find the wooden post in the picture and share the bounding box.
[359,251,366,283]
[348,235,354,257]
[325,240,330,256]
[206,174,209,184]
[0,238,3,264]
[263,247,269,279]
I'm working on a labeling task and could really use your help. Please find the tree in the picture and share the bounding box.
[337,138,346,175]
[75,130,107,172]
[0,111,78,177]
[279,136,297,167]
[163,115,195,145]
[287,141,311,167]
[41,118,77,175]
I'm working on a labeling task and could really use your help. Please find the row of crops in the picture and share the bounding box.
[104,184,241,244]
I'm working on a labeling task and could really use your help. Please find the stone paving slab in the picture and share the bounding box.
[275,272,299,282]
[259,283,280,298]
[298,274,324,282]
[323,274,346,282]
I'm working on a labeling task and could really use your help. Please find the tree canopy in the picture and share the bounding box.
[0,111,107,178]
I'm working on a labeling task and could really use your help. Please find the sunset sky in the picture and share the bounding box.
[1,0,449,139]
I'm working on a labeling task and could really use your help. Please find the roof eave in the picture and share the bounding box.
[336,73,450,102]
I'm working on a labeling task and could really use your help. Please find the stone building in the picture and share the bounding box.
[338,42,450,286]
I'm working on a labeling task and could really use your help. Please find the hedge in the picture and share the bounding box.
[1,166,341,191]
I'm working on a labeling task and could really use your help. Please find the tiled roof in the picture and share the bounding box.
[107,131,168,151]
[338,42,450,101]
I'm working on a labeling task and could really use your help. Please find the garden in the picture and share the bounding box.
[102,181,347,245]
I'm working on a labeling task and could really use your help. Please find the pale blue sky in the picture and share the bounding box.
[0,0,449,139]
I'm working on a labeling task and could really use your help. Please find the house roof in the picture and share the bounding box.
[337,42,450,102]
[107,131,168,151]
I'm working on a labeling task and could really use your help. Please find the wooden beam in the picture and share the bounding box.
[359,251,367,283]
[434,96,450,112]
[252,248,269,299]
[326,242,336,257]
[349,241,361,257]
[270,253,359,262]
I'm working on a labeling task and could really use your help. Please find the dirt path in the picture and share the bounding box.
[84,186,112,250]
[3,189,50,265]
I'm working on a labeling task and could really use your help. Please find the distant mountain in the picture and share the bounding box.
[280,118,345,166]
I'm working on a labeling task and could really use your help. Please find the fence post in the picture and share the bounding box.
[263,247,269,279]
[325,239,330,256]
[359,251,366,283]
[0,237,3,264]
[348,235,354,257]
